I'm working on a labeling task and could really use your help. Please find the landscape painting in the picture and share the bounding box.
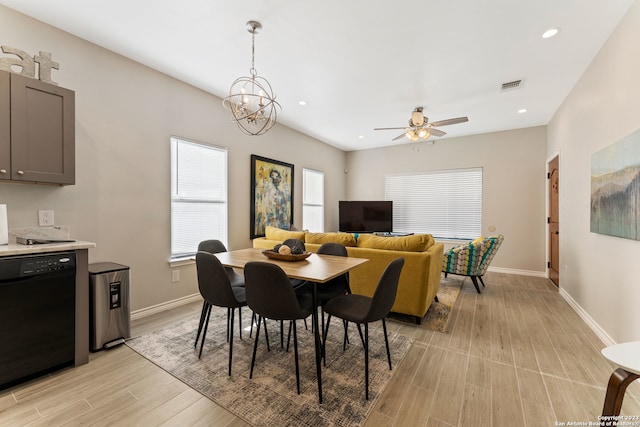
[591,128,640,240]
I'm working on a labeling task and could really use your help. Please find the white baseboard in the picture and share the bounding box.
[131,293,202,321]
[487,266,547,278]
[559,287,616,347]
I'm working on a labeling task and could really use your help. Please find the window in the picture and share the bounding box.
[384,168,482,239]
[302,168,324,232]
[170,137,227,259]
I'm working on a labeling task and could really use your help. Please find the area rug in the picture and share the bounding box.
[126,310,413,427]
[387,276,463,332]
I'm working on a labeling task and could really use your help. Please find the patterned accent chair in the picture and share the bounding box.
[442,235,504,293]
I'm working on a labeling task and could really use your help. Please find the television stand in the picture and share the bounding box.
[373,232,414,237]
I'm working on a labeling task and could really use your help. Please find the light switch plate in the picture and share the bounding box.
[38,210,55,226]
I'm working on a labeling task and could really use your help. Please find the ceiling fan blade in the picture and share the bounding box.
[392,132,407,141]
[428,128,447,137]
[429,116,469,127]
[374,126,409,131]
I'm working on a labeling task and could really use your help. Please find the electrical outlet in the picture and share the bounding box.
[171,270,180,283]
[38,210,55,226]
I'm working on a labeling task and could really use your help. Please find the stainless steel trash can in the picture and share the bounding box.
[89,262,131,351]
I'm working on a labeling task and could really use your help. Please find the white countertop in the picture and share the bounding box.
[0,241,96,256]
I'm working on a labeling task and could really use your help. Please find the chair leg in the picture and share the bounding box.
[356,323,366,350]
[479,275,486,287]
[198,304,212,359]
[250,311,256,338]
[226,308,231,342]
[238,307,243,340]
[293,320,301,394]
[194,301,209,349]
[602,368,640,416]
[364,322,369,400]
[250,315,261,379]
[382,318,392,370]
[343,320,349,351]
[263,317,271,352]
[280,320,284,349]
[286,320,293,352]
[228,308,234,376]
[470,276,481,293]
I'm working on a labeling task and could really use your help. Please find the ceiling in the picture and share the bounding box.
[0,0,634,151]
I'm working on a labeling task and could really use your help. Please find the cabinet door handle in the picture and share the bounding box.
[0,169,6,174]
[17,170,24,175]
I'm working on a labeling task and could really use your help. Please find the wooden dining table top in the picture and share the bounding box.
[213,247,368,283]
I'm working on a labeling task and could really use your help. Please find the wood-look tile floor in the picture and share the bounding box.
[1,272,639,426]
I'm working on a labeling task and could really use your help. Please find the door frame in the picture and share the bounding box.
[546,150,560,286]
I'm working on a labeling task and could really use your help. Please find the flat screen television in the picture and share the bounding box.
[339,201,393,233]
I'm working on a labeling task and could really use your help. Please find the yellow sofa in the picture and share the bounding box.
[253,227,444,324]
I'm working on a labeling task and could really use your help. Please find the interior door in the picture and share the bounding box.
[548,156,559,286]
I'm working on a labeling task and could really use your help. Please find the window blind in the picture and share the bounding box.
[384,168,482,239]
[170,137,227,259]
[302,168,324,232]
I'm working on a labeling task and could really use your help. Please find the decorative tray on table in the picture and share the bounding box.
[261,250,312,262]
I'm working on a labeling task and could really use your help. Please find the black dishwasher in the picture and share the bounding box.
[0,252,76,390]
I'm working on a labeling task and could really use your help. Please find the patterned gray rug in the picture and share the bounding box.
[127,309,413,426]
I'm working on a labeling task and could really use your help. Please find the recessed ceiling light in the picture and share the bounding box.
[518,108,528,114]
[298,100,307,106]
[542,28,559,39]
[358,135,364,139]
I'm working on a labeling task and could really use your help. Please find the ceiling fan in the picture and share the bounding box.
[374,107,469,142]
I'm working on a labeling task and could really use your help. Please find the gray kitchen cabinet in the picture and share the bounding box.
[0,70,75,185]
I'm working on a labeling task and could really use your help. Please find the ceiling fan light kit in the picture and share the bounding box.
[375,106,468,143]
[222,20,281,136]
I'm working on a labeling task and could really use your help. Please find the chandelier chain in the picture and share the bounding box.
[250,30,256,76]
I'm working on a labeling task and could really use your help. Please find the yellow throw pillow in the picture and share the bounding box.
[264,226,306,242]
[472,236,485,244]
[356,233,434,252]
[304,232,356,247]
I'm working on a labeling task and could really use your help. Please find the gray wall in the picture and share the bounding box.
[345,126,548,273]
[0,6,347,312]
[548,0,640,343]
[0,5,548,318]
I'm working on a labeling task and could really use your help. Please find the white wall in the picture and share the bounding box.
[0,6,347,311]
[548,0,640,343]
[345,126,548,273]
[0,5,552,315]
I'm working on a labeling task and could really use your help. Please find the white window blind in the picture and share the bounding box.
[302,168,324,232]
[170,137,227,259]
[385,168,482,239]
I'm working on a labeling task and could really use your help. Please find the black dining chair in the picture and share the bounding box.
[244,261,314,394]
[295,243,351,356]
[194,240,246,349]
[278,238,309,340]
[322,257,404,400]
[194,251,247,376]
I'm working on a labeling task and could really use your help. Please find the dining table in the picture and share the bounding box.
[213,247,369,404]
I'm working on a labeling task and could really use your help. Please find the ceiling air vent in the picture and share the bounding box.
[501,79,523,92]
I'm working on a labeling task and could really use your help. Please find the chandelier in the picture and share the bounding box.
[223,20,281,136]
